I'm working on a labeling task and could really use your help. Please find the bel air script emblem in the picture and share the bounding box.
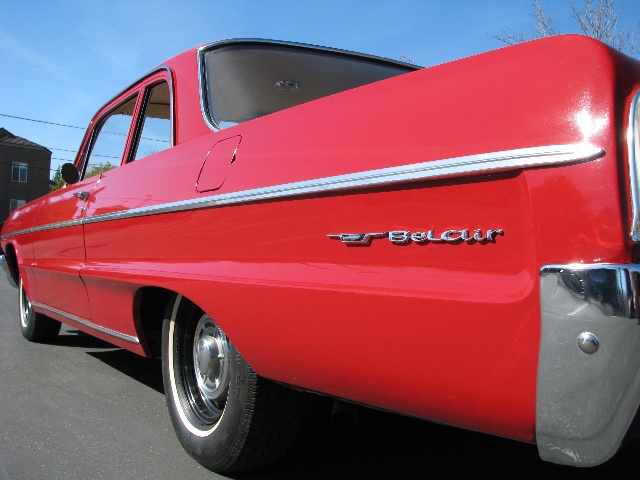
[328,228,504,245]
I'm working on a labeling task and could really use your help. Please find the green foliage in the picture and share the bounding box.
[85,161,116,179]
[50,166,64,192]
[50,161,116,191]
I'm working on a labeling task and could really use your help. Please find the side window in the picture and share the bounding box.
[84,95,138,179]
[132,82,171,161]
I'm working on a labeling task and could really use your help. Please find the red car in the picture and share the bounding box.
[2,35,640,472]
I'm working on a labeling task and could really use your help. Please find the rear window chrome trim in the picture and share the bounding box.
[1,143,604,239]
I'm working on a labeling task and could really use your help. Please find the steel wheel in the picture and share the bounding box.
[162,294,306,473]
[188,313,230,425]
[19,279,33,329]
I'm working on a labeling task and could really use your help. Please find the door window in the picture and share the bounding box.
[132,82,171,161]
[83,95,138,179]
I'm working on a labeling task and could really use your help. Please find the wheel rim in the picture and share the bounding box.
[185,313,230,425]
[20,281,31,329]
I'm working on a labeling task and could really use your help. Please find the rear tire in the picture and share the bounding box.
[161,294,305,473]
[19,278,61,343]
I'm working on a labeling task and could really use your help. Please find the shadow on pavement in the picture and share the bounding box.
[55,329,116,349]
[53,327,164,394]
[49,328,640,479]
[86,348,165,395]
[232,396,640,480]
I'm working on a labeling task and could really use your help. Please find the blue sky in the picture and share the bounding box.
[1,0,639,179]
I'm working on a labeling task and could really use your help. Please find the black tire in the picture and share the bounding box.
[19,278,61,343]
[161,294,305,473]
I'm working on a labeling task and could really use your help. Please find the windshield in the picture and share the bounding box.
[200,41,417,129]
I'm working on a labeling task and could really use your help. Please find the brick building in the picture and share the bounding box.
[0,128,51,225]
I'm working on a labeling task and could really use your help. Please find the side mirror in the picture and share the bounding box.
[61,163,80,185]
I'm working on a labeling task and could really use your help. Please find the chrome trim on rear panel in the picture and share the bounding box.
[0,143,604,239]
[537,264,640,466]
[627,89,640,242]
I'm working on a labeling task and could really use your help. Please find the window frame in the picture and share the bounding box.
[73,68,174,180]
[81,94,140,179]
[128,79,173,163]
[9,199,26,211]
[197,39,418,131]
[11,162,28,183]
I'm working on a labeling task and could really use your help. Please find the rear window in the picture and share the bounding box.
[200,42,417,129]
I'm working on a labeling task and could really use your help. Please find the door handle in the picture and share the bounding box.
[73,191,91,201]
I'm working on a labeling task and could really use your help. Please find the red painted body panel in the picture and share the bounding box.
[2,35,640,446]
[28,177,100,319]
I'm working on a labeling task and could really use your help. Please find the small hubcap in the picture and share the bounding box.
[191,314,230,420]
[20,282,31,328]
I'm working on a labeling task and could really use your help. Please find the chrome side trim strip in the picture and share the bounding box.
[1,218,83,242]
[82,143,604,224]
[33,302,140,345]
[31,218,83,233]
[628,89,640,242]
[0,143,604,239]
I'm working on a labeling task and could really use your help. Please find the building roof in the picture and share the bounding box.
[0,128,51,152]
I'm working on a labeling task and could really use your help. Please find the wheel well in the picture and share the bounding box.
[2,243,20,285]
[136,287,173,358]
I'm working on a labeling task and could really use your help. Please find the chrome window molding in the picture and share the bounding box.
[197,43,219,131]
[197,38,419,132]
[161,66,176,151]
[628,89,640,242]
[0,143,603,240]
[78,66,175,179]
[33,302,140,345]
[126,76,175,164]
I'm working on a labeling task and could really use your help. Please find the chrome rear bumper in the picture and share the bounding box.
[537,264,640,466]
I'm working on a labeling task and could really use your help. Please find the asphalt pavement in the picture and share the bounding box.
[0,278,639,479]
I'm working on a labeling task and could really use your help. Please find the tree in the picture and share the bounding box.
[51,166,64,192]
[50,161,116,191]
[399,54,418,65]
[85,161,115,179]
[494,0,639,57]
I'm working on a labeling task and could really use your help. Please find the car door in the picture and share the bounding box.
[29,176,101,319]
[78,73,173,342]
[30,92,142,321]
